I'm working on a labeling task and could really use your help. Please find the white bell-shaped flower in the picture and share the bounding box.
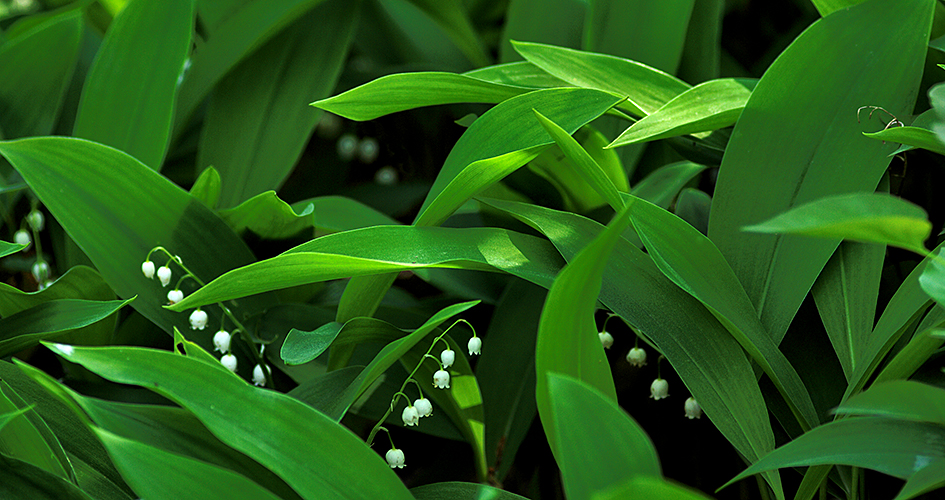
[221,354,237,373]
[414,397,433,418]
[433,369,450,389]
[141,260,155,279]
[599,331,614,349]
[402,405,419,426]
[685,397,702,419]
[26,210,44,231]
[626,347,647,367]
[650,378,669,400]
[157,266,172,287]
[440,348,455,368]
[14,229,30,248]
[253,364,267,386]
[167,289,184,305]
[31,261,49,282]
[213,330,231,353]
[386,448,405,469]
[468,336,481,356]
[189,309,208,330]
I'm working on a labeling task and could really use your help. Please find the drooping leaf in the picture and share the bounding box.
[189,166,222,209]
[0,382,72,482]
[627,161,706,210]
[0,454,94,500]
[0,240,26,258]
[0,298,132,358]
[73,0,193,170]
[404,0,488,66]
[864,126,945,156]
[411,481,532,500]
[303,196,400,234]
[835,380,945,425]
[218,192,314,239]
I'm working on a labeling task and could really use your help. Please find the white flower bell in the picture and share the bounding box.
[402,405,419,426]
[414,398,432,418]
[189,309,208,330]
[253,364,267,386]
[14,229,30,248]
[626,347,647,367]
[433,370,450,389]
[141,260,155,279]
[221,354,237,373]
[213,330,231,353]
[26,210,44,231]
[31,261,49,282]
[167,289,184,305]
[650,378,669,400]
[157,266,172,287]
[685,397,702,419]
[599,331,614,349]
[468,336,481,356]
[440,348,455,368]
[386,448,405,468]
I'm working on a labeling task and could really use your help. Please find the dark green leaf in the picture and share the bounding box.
[411,481,532,500]
[0,298,132,358]
[218,191,314,239]
[836,380,945,425]
[0,454,93,500]
[864,126,945,156]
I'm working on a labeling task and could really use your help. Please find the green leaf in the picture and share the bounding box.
[189,166,222,209]
[464,61,572,89]
[483,198,782,499]
[864,126,945,156]
[628,161,706,210]
[0,454,94,500]
[304,196,400,234]
[411,481,532,500]
[723,417,945,489]
[591,475,714,500]
[628,195,819,430]
[168,226,562,311]
[173,327,227,368]
[174,0,331,135]
[810,241,884,382]
[0,240,26,258]
[404,0,488,66]
[0,382,72,481]
[512,41,690,116]
[281,321,343,365]
[533,110,625,212]
[312,72,529,121]
[415,88,623,226]
[0,298,132,358]
[198,0,357,207]
[810,0,868,16]
[547,373,660,499]
[0,137,275,343]
[835,380,945,425]
[218,191,314,239]
[677,0,723,83]
[608,78,756,147]
[743,193,931,255]
[93,428,285,500]
[39,344,414,500]
[0,407,31,432]
[0,10,81,138]
[707,0,933,344]
[535,202,626,457]
[73,0,193,170]
[498,0,585,63]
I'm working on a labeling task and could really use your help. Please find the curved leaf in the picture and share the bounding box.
[835,380,945,425]
[0,298,132,358]
[0,454,93,500]
[864,126,945,156]
[218,191,314,239]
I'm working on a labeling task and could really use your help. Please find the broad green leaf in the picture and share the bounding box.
[94,428,284,500]
[0,454,93,500]
[173,327,227,369]
[743,193,931,255]
[628,195,818,430]
[38,344,414,500]
[723,417,945,490]
[174,0,329,136]
[811,0,867,16]
[864,126,945,156]
[591,475,714,500]
[897,459,945,500]
[674,187,711,234]
[73,0,193,170]
[411,481,532,500]
[405,0,488,66]
[844,241,944,400]
[287,366,362,421]
[312,73,529,121]
[535,201,625,457]
[0,10,81,138]
[873,324,945,386]
[628,161,706,210]
[835,380,945,425]
[218,191,314,239]
[609,78,756,147]
[708,0,933,344]
[0,298,132,358]
[534,110,625,212]
[582,0,694,75]
[415,88,623,226]
[811,241,884,381]
[0,382,71,481]
[548,373,660,499]
[0,137,275,346]
[0,240,26,258]
[303,196,399,234]
[168,226,563,312]
[464,61,571,89]
[189,166,222,209]
[677,0,723,83]
[920,249,945,311]
[498,0,585,63]
[0,407,31,432]
[512,41,690,116]
[199,0,357,207]
[483,198,782,499]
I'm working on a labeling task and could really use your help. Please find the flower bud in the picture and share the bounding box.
[167,289,184,305]
[414,398,432,418]
[157,266,172,287]
[221,353,237,373]
[213,330,231,353]
[467,336,481,356]
[440,348,455,368]
[141,260,155,279]
[26,210,44,231]
[433,370,450,389]
[14,230,30,249]
[31,261,49,282]
[189,309,208,330]
[253,364,267,386]
[402,405,419,426]
[626,347,647,367]
[685,397,702,419]
[650,378,669,400]
[386,448,405,468]
[599,331,614,349]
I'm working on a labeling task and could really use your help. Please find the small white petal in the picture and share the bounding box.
[189,309,208,330]
[253,364,267,386]
[467,336,481,356]
[599,331,614,349]
[157,266,172,287]
[221,354,238,373]
[433,369,450,389]
[386,448,405,468]
[26,210,44,231]
[31,261,49,282]
[440,348,455,368]
[141,260,155,279]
